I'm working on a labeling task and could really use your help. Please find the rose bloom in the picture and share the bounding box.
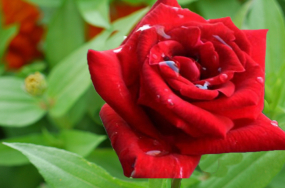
[88,0,285,178]
[1,0,44,69]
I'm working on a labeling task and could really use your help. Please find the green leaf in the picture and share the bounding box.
[0,134,45,166]
[0,25,18,59]
[4,143,147,188]
[196,151,285,188]
[199,153,243,177]
[267,164,285,188]
[247,0,285,75]
[232,0,253,29]
[59,130,105,157]
[0,130,105,166]
[85,149,147,184]
[76,0,110,28]
[47,8,149,117]
[49,92,88,129]
[46,0,85,67]
[23,0,64,7]
[16,61,47,78]
[0,165,43,188]
[178,0,197,5]
[0,77,46,127]
[195,0,242,19]
[0,64,4,76]
[148,179,171,188]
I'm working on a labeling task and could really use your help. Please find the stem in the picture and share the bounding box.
[171,178,182,188]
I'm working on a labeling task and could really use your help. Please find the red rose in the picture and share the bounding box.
[88,0,285,178]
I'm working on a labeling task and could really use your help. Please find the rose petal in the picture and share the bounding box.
[139,61,234,138]
[100,104,201,178]
[243,29,268,70]
[88,50,160,139]
[209,17,251,54]
[176,114,285,155]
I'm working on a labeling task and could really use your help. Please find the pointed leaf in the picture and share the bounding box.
[4,143,146,188]
[46,0,85,67]
[76,0,110,28]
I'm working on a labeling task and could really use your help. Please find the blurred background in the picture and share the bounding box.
[1,0,285,187]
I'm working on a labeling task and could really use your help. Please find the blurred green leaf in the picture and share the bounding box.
[85,149,147,183]
[248,0,285,75]
[0,25,18,59]
[24,0,63,7]
[199,153,243,177]
[0,165,43,188]
[16,61,47,78]
[233,0,253,29]
[195,0,241,19]
[148,179,171,188]
[0,77,46,127]
[196,151,285,188]
[49,92,88,129]
[0,130,105,166]
[0,64,4,76]
[87,86,104,125]
[4,143,147,188]
[47,8,149,117]
[46,0,85,67]
[267,164,285,188]
[59,130,105,157]
[178,0,197,5]
[76,0,110,28]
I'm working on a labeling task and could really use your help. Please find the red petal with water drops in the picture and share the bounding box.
[100,104,201,178]
[88,50,160,139]
[176,114,285,155]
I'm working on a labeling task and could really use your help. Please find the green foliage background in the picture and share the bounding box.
[1,0,285,187]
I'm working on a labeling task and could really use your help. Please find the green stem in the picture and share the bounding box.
[171,178,182,188]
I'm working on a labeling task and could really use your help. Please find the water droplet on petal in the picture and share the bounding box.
[220,74,228,82]
[152,54,158,59]
[130,170,136,177]
[146,150,161,156]
[161,53,165,58]
[257,77,264,84]
[218,67,222,72]
[155,25,171,39]
[167,99,174,107]
[178,14,184,18]
[181,26,188,29]
[195,81,209,90]
[136,24,151,32]
[202,67,207,71]
[271,120,278,127]
[113,48,122,53]
[164,88,169,92]
[156,95,161,102]
[213,35,232,49]
[159,61,179,73]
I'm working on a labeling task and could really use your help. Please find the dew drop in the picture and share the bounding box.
[181,26,188,29]
[161,53,165,58]
[213,35,232,49]
[156,94,161,102]
[159,61,179,73]
[178,14,184,18]
[155,25,171,39]
[146,150,161,156]
[220,74,228,82]
[130,170,136,177]
[167,99,174,106]
[195,81,209,90]
[202,67,207,71]
[113,48,122,53]
[257,77,264,84]
[271,120,278,127]
[136,24,151,32]
[218,67,222,72]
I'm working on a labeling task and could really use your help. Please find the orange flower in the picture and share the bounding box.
[87,1,146,40]
[1,0,44,69]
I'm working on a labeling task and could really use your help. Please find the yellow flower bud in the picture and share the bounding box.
[24,72,47,96]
